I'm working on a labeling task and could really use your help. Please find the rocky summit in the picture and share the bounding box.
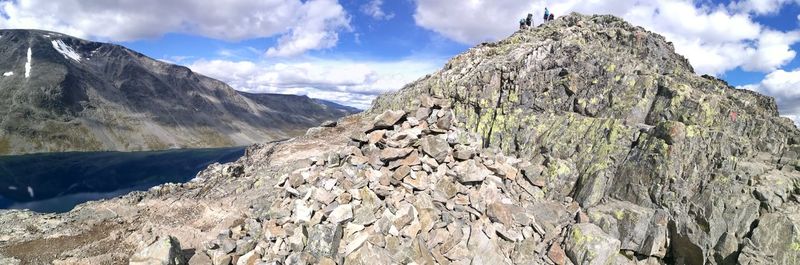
[0,29,358,155]
[0,13,799,265]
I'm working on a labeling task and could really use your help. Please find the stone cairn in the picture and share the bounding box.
[201,97,622,265]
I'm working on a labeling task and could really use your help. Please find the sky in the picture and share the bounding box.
[0,0,799,123]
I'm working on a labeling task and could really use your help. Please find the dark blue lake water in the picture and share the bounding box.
[0,147,245,213]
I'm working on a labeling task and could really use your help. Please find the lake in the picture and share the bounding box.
[0,147,246,213]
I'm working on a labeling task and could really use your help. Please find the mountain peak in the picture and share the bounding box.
[0,30,359,155]
[368,12,799,263]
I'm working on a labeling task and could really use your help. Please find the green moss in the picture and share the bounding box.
[606,64,617,72]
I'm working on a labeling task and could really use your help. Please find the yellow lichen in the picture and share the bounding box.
[614,209,625,220]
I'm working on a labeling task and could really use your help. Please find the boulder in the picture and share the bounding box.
[320,120,337,128]
[453,160,492,184]
[129,236,187,265]
[379,148,413,161]
[738,205,800,265]
[486,202,515,226]
[587,200,668,257]
[306,224,343,259]
[328,204,354,224]
[372,110,406,130]
[419,136,450,163]
[564,223,621,265]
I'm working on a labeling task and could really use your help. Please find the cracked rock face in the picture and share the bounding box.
[372,12,800,265]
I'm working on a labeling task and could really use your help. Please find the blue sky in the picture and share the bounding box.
[0,0,799,122]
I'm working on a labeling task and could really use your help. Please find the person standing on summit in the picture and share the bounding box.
[526,13,533,27]
[543,7,550,23]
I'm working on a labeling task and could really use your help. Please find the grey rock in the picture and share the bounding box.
[306,224,343,259]
[320,120,337,128]
[328,204,354,224]
[565,223,621,265]
[738,205,800,265]
[453,160,492,184]
[343,242,394,265]
[420,136,450,163]
[587,200,668,257]
[129,235,187,265]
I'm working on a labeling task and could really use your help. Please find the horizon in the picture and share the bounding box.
[1,0,799,124]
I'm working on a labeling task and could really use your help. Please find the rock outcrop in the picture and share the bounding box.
[371,13,800,265]
[0,30,359,155]
[0,13,799,265]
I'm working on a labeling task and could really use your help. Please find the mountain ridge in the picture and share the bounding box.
[0,13,798,265]
[0,29,359,155]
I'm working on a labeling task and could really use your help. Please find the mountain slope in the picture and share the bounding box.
[372,13,800,264]
[0,29,358,155]
[1,13,799,265]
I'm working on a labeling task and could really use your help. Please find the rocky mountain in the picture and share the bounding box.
[1,13,799,265]
[0,29,359,155]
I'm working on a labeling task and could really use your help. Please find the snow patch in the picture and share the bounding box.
[8,186,17,190]
[24,47,31,78]
[52,40,81,62]
[27,186,34,198]
[3,71,12,77]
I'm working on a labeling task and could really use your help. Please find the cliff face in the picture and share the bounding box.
[371,13,800,264]
[0,13,799,265]
[0,30,358,155]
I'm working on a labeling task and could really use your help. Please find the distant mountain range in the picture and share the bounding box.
[0,29,359,155]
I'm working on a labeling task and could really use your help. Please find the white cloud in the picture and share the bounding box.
[412,0,800,76]
[188,58,443,109]
[728,0,800,15]
[743,30,800,72]
[265,0,351,57]
[740,69,800,125]
[361,0,395,20]
[0,0,351,57]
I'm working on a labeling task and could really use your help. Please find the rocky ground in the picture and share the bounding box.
[1,13,799,265]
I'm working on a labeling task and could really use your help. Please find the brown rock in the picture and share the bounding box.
[436,111,454,130]
[380,148,413,161]
[415,107,432,120]
[372,110,406,130]
[338,193,353,204]
[399,150,421,167]
[350,155,368,166]
[404,171,430,191]
[368,130,386,144]
[350,131,369,143]
[576,211,590,223]
[394,165,411,181]
[487,202,514,226]
[548,244,567,265]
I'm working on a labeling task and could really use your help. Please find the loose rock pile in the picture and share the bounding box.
[200,97,630,265]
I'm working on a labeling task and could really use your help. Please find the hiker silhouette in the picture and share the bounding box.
[543,7,550,23]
